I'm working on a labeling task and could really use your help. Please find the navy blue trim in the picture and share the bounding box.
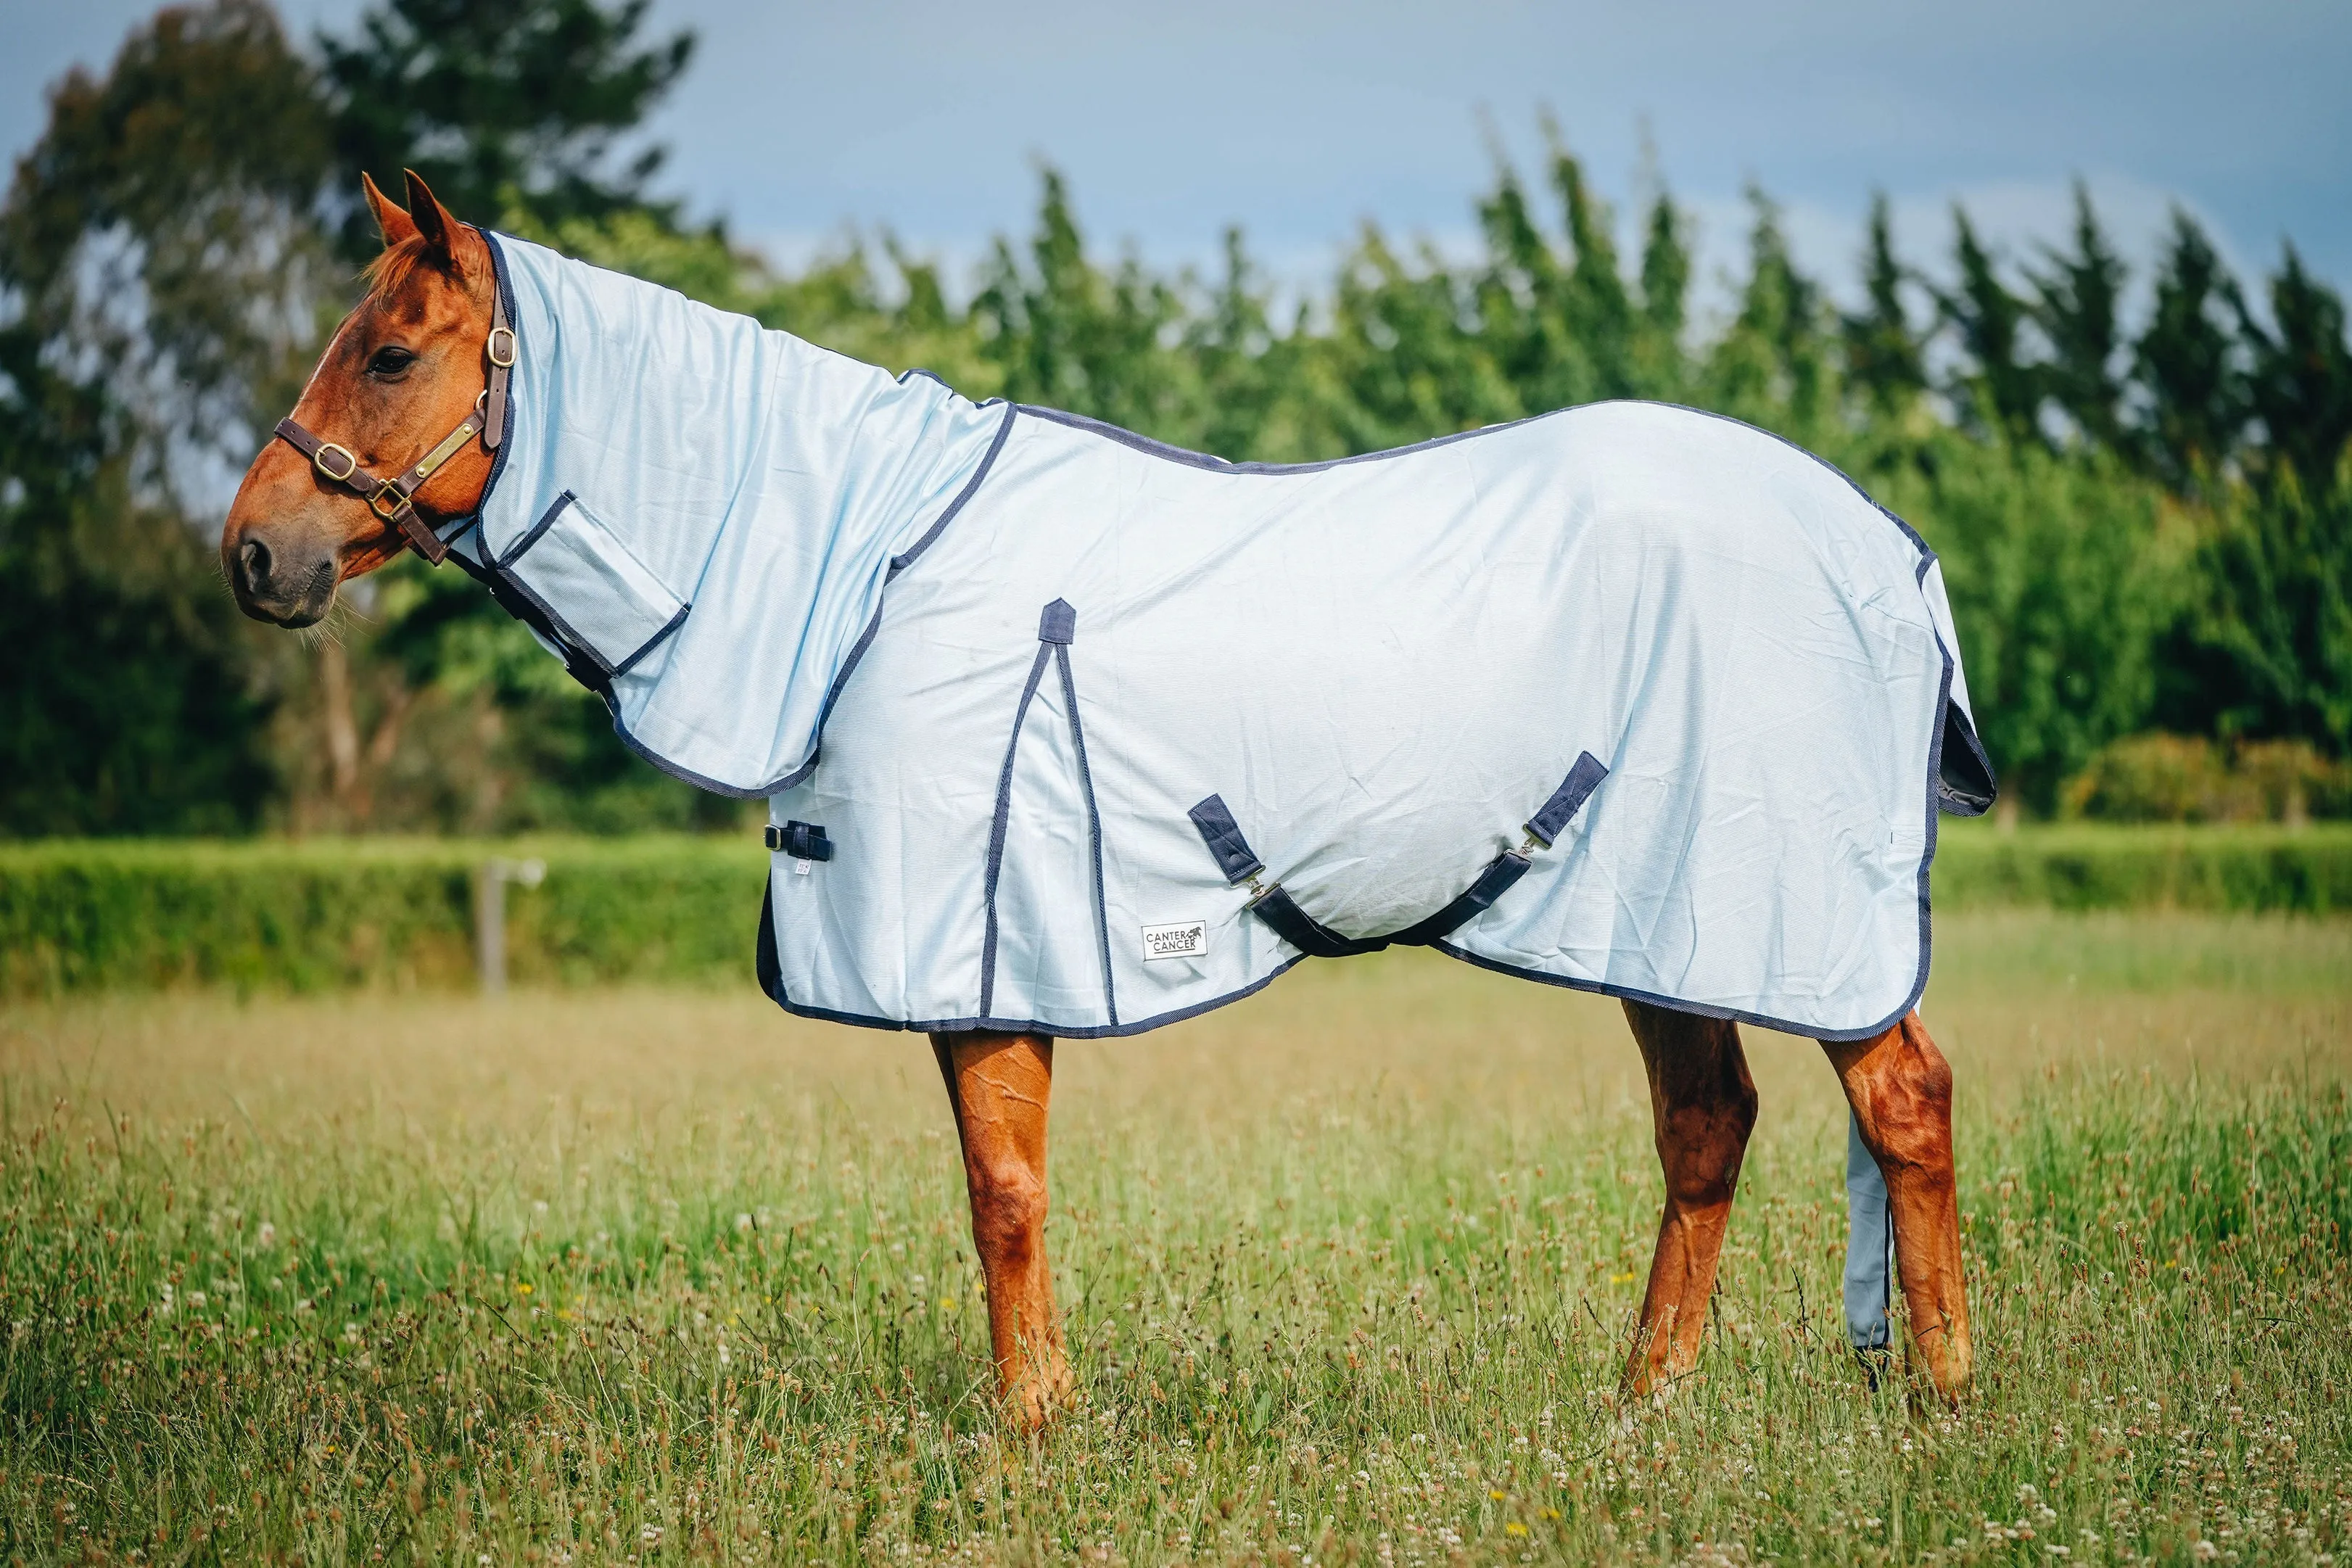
[445,530,618,692]
[746,402,1020,799]
[888,403,1018,577]
[762,941,1312,1040]
[1055,640,1118,1026]
[1039,598,1077,645]
[484,568,616,677]
[608,601,691,678]
[500,489,576,567]
[896,366,950,389]
[1015,402,1569,475]
[1186,795,1264,885]
[978,643,1054,1019]
[474,537,690,683]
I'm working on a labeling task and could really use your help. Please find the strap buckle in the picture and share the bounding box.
[313,442,358,484]
[368,481,413,523]
[764,821,834,861]
[486,326,518,368]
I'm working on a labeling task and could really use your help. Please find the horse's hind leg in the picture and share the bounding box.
[1619,1000,1759,1398]
[931,1031,1071,1429]
[1821,1012,1973,1399]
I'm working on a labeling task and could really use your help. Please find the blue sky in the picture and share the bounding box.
[7,0,2348,320]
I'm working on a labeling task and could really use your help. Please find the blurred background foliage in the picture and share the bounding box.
[3,0,2348,839]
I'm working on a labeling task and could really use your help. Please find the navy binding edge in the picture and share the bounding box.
[1052,629,1119,1026]
[978,643,1055,1018]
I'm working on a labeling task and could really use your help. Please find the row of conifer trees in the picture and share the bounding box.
[2,0,2345,835]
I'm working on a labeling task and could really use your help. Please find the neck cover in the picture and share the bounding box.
[458,235,1997,1044]
[453,233,1008,793]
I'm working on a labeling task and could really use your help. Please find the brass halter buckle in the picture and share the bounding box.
[313,442,359,484]
[368,481,413,523]
[487,326,518,368]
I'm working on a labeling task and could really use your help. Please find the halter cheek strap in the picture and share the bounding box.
[273,278,516,567]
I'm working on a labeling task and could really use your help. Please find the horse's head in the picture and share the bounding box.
[223,170,498,626]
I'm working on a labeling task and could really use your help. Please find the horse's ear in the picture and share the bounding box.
[362,172,419,248]
[402,168,461,268]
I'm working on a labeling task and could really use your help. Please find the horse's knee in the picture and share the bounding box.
[1656,1092,1755,1209]
[1854,1021,1954,1175]
[966,1161,1048,1263]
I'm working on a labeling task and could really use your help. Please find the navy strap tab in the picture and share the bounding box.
[1527,751,1610,847]
[765,820,833,861]
[1187,794,1265,884]
[1387,851,1532,947]
[1189,788,1534,957]
[1039,598,1077,644]
[1247,886,1390,959]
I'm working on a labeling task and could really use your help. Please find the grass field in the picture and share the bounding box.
[2,911,2347,1564]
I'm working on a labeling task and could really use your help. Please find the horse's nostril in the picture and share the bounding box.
[237,537,271,595]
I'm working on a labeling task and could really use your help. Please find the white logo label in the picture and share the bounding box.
[1142,920,1208,962]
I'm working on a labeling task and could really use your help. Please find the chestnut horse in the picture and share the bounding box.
[223,172,1973,1424]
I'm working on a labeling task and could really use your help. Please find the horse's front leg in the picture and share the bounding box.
[931,1031,1070,1427]
[1821,1012,1973,1399]
[1619,1000,1759,1398]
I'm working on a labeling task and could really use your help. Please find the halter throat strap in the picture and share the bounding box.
[273,266,516,568]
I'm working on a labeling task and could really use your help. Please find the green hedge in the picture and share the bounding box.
[0,835,766,995]
[3,825,2348,996]
[1931,822,2352,914]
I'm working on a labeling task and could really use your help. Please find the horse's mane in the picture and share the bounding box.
[359,234,435,304]
[360,226,484,305]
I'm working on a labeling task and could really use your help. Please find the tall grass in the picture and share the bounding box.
[1,912,2345,1564]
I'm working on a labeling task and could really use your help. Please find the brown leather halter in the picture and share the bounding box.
[272,275,516,566]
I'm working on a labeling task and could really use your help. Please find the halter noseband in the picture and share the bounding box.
[273,276,516,566]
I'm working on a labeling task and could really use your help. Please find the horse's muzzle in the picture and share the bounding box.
[229,528,337,627]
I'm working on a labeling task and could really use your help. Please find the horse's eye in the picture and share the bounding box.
[366,346,417,377]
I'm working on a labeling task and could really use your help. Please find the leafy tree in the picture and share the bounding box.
[2027,182,2128,451]
[0,322,273,835]
[2157,472,2352,756]
[1702,189,1831,437]
[2133,209,2248,492]
[1,0,334,478]
[971,170,1197,440]
[1630,189,1693,401]
[2239,246,2352,490]
[317,0,693,255]
[1318,224,1519,454]
[1185,227,1308,462]
[0,0,316,835]
[1842,192,1928,421]
[1889,440,2182,812]
[1471,136,1659,419]
[1936,207,2040,442]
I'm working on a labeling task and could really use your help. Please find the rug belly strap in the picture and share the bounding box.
[1187,754,1603,958]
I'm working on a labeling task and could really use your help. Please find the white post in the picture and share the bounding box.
[474,857,546,996]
